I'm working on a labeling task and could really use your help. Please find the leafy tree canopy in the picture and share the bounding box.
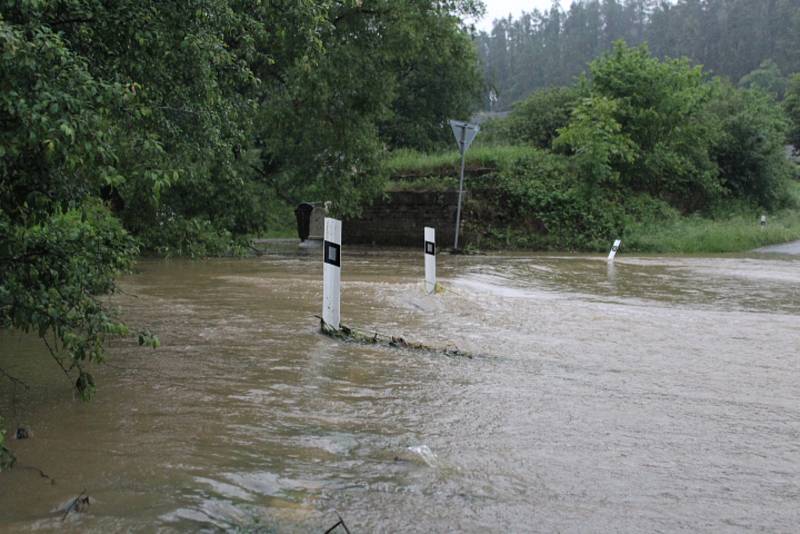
[785,73,800,148]
[738,60,787,100]
[556,43,722,211]
[503,86,580,149]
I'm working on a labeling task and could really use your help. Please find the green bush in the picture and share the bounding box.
[708,81,793,209]
[553,96,636,189]
[378,45,799,252]
[560,42,722,212]
[493,150,625,250]
[1,200,139,400]
[139,216,247,258]
[738,60,787,100]
[550,43,793,214]
[621,194,680,225]
[503,86,580,149]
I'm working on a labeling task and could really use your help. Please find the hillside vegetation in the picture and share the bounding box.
[386,43,800,253]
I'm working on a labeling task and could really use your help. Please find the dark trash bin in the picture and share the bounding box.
[295,203,314,241]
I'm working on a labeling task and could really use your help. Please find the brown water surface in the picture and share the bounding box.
[1,246,799,532]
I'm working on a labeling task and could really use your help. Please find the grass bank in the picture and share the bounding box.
[382,145,536,177]
[624,207,800,254]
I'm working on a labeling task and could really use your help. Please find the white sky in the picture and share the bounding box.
[477,0,570,32]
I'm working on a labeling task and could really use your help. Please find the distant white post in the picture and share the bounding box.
[424,227,436,294]
[607,239,621,262]
[323,218,342,330]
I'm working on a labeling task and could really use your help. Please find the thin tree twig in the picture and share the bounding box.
[324,512,352,534]
[17,464,56,485]
[42,336,74,386]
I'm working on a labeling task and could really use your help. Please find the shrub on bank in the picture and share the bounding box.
[502,86,581,150]
[469,44,796,252]
[490,150,625,250]
[138,217,249,258]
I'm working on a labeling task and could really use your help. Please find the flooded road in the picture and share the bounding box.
[1,246,799,532]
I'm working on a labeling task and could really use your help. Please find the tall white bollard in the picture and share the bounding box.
[607,239,621,262]
[424,227,436,294]
[322,218,342,330]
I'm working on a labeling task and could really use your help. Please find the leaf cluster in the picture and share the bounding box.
[503,86,580,149]
[554,43,792,212]
[1,201,138,400]
[786,74,800,148]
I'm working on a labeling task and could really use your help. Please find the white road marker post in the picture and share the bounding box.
[322,218,342,331]
[760,214,767,229]
[607,239,621,262]
[424,227,436,294]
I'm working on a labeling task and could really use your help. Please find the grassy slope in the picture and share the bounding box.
[384,147,800,254]
[383,145,536,176]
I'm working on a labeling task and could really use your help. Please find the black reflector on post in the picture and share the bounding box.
[324,241,341,267]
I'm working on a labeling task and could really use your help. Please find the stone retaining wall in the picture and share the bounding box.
[343,191,462,247]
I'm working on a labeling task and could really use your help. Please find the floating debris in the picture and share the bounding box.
[318,317,477,359]
[406,445,439,467]
[15,427,32,440]
[61,490,91,520]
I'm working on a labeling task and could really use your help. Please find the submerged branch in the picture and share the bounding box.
[0,367,30,390]
[62,489,89,520]
[316,316,479,359]
[17,464,56,485]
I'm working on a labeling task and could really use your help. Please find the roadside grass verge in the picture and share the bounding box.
[383,144,534,177]
[260,227,297,239]
[624,182,800,253]
[624,212,800,253]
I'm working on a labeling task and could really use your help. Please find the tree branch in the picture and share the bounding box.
[332,7,391,26]
[42,335,75,389]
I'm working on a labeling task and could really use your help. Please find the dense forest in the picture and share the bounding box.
[478,0,800,108]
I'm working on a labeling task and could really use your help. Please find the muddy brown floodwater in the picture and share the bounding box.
[1,244,799,532]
